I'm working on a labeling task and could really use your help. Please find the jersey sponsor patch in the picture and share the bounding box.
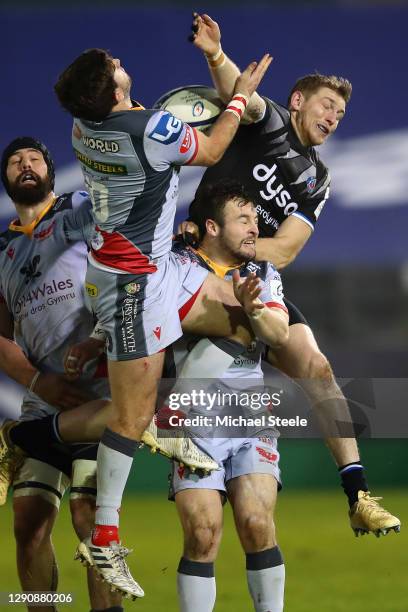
[269,278,283,299]
[148,112,183,144]
[306,176,317,193]
[179,128,193,154]
[74,149,127,175]
[85,282,99,298]
[256,446,278,463]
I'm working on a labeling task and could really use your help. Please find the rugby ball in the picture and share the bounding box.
[153,85,224,131]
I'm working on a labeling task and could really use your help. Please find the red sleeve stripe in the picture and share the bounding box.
[265,301,289,314]
[179,284,203,320]
[186,127,199,165]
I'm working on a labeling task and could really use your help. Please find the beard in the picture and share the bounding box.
[8,173,52,206]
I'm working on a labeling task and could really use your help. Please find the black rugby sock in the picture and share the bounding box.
[9,414,62,454]
[339,462,369,507]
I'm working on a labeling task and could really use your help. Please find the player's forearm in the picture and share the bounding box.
[255,237,299,270]
[206,49,265,121]
[205,110,243,164]
[0,336,38,388]
[205,48,241,102]
[248,309,289,348]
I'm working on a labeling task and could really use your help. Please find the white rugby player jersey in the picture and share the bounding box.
[72,106,198,275]
[0,191,96,374]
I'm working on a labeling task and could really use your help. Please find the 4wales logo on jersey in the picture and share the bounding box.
[149,113,183,144]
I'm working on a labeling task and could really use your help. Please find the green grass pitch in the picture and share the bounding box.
[0,489,405,611]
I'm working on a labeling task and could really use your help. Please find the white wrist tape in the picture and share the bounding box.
[206,47,226,68]
[225,93,249,121]
[206,47,223,61]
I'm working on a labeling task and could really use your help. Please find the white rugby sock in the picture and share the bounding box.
[177,558,216,612]
[95,428,138,527]
[246,547,285,612]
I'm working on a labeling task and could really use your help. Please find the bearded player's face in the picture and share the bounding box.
[6,148,52,205]
[292,86,346,147]
[218,199,259,263]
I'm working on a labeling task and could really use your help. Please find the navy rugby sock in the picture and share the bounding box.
[9,414,62,454]
[339,462,369,507]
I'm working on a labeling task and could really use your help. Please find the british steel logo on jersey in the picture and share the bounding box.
[253,162,298,215]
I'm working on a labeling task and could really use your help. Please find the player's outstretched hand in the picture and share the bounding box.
[234,54,273,100]
[64,338,105,380]
[189,12,221,56]
[34,372,93,410]
[232,270,265,316]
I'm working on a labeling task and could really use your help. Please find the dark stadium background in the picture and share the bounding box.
[0,2,407,610]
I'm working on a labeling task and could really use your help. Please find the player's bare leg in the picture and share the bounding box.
[13,497,58,612]
[175,489,223,612]
[227,474,284,612]
[268,322,400,536]
[76,353,164,599]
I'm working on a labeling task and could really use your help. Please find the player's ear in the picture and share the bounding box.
[290,90,304,111]
[114,87,124,103]
[205,218,218,237]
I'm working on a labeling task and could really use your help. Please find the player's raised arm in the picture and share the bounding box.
[190,12,267,123]
[190,54,272,166]
[255,216,313,269]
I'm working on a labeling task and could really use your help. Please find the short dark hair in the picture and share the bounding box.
[288,73,352,107]
[189,179,253,239]
[54,48,116,121]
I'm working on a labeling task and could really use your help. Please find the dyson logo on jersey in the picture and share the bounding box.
[82,136,120,154]
[255,205,279,230]
[253,163,298,215]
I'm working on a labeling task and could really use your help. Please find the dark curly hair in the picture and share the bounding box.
[54,48,116,121]
[189,179,254,239]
